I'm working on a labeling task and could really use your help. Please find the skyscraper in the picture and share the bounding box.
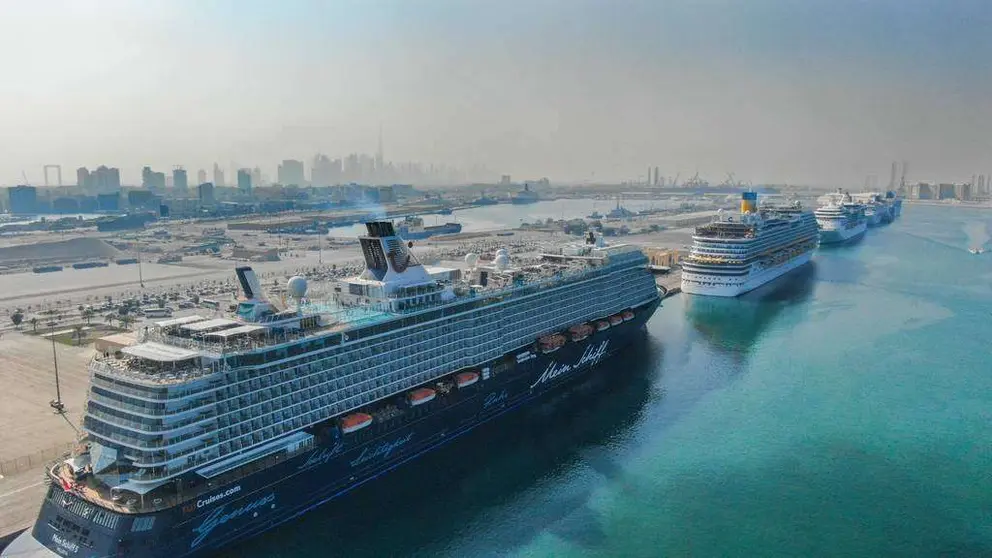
[213,163,225,187]
[237,169,252,196]
[142,166,166,190]
[198,182,215,206]
[77,167,91,191]
[173,167,188,192]
[92,166,121,192]
[277,159,306,185]
[197,169,207,185]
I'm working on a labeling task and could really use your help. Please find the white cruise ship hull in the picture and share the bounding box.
[681,250,813,298]
[818,221,866,244]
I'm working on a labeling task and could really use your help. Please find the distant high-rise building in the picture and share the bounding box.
[94,166,121,192]
[278,159,306,185]
[237,168,252,195]
[198,182,215,206]
[75,165,121,192]
[197,169,207,185]
[311,154,343,186]
[7,185,37,214]
[173,167,188,192]
[653,167,660,186]
[251,167,262,188]
[500,174,511,185]
[77,167,91,190]
[213,163,225,187]
[142,166,166,190]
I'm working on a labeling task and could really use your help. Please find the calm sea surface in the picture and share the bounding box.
[227,204,992,557]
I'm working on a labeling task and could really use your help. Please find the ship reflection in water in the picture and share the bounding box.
[684,262,818,355]
[225,333,663,558]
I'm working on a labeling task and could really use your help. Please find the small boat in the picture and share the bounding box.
[340,412,373,433]
[456,371,479,388]
[595,320,610,332]
[569,323,594,342]
[969,247,984,255]
[609,315,623,326]
[408,387,436,406]
[538,333,567,353]
[622,310,635,322]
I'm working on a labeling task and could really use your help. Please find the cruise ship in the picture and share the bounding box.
[851,192,892,226]
[680,192,819,297]
[5,222,660,558]
[815,193,867,244]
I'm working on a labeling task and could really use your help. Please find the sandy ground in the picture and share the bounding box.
[0,334,93,539]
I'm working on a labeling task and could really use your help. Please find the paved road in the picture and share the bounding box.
[0,472,46,541]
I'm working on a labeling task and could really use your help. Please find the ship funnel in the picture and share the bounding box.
[740,191,757,214]
[236,266,265,301]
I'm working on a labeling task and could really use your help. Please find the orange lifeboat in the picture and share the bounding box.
[456,371,480,388]
[595,320,610,332]
[340,412,373,434]
[622,310,635,322]
[569,323,593,342]
[408,387,436,406]
[609,314,623,326]
[538,333,567,354]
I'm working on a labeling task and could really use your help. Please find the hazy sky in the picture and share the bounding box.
[2,0,990,186]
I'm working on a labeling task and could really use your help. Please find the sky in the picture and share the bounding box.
[1,0,991,187]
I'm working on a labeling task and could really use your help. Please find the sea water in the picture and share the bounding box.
[229,204,992,557]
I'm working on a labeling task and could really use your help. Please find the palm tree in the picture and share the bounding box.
[119,314,135,331]
[11,311,23,329]
[82,308,95,325]
[72,325,85,345]
[29,316,38,332]
[104,314,116,327]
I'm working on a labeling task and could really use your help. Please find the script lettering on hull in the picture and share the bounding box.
[298,442,345,472]
[484,390,509,409]
[190,493,276,549]
[349,432,414,468]
[530,340,609,389]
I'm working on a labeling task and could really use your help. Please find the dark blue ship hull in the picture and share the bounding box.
[23,298,659,558]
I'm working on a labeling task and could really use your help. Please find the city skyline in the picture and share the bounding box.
[8,149,501,189]
[2,1,991,186]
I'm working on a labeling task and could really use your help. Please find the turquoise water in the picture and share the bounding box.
[230,204,992,557]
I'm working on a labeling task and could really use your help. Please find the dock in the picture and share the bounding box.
[654,268,682,298]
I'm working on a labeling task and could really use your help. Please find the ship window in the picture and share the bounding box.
[131,516,155,532]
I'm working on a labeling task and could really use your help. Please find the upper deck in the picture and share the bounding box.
[91,234,644,389]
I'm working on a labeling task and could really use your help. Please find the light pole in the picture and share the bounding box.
[48,321,64,413]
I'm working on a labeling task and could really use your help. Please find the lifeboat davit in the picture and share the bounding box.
[609,314,623,326]
[340,412,373,434]
[622,310,635,322]
[408,387,436,406]
[595,320,610,332]
[456,371,480,388]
